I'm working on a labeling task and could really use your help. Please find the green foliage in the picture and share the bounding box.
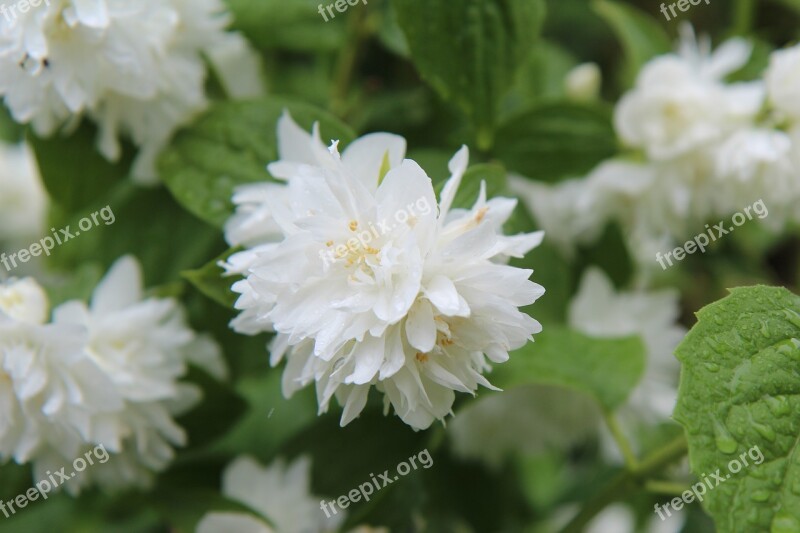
[225,0,345,52]
[394,0,546,149]
[494,326,646,412]
[28,122,130,214]
[493,102,617,182]
[674,286,800,533]
[592,0,671,87]
[182,247,242,308]
[158,98,355,228]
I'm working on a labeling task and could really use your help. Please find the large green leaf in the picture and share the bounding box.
[592,0,671,87]
[674,286,800,533]
[494,102,617,182]
[501,39,579,116]
[47,183,222,287]
[493,326,646,412]
[393,0,546,149]
[28,121,132,214]
[158,98,355,229]
[225,0,346,52]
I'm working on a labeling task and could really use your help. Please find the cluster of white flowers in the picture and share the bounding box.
[448,268,685,465]
[0,256,225,492]
[223,112,545,431]
[0,0,264,182]
[513,24,800,271]
[0,141,46,245]
[197,455,389,533]
[197,455,344,533]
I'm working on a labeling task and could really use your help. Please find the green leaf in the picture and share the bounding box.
[0,106,23,143]
[673,286,800,533]
[592,0,671,87]
[211,369,319,462]
[28,121,131,214]
[501,40,579,115]
[727,38,774,83]
[767,0,800,14]
[225,0,346,52]
[393,0,546,149]
[493,103,617,182]
[435,163,507,210]
[158,98,355,228]
[48,183,222,287]
[182,247,242,308]
[177,367,248,453]
[493,326,646,412]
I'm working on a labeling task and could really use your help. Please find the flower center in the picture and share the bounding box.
[0,291,23,315]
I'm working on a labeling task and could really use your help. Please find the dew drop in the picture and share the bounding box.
[770,511,800,533]
[751,490,770,502]
[705,362,720,373]
[766,395,791,417]
[754,423,777,443]
[782,309,800,330]
[706,337,723,353]
[761,321,771,338]
[714,419,739,455]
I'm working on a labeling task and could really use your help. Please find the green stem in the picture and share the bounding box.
[732,0,756,35]
[632,434,688,476]
[331,6,369,118]
[558,435,688,533]
[604,412,638,470]
[645,480,690,496]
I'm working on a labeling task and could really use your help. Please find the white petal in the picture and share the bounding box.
[405,300,436,353]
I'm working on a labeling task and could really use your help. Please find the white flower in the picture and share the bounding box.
[585,503,685,533]
[615,25,763,161]
[448,384,601,467]
[0,277,49,324]
[569,268,686,460]
[0,0,264,182]
[0,142,46,243]
[448,268,685,466]
[564,62,601,102]
[0,277,123,469]
[509,160,653,255]
[50,256,226,490]
[225,113,545,430]
[765,43,800,120]
[196,455,345,533]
